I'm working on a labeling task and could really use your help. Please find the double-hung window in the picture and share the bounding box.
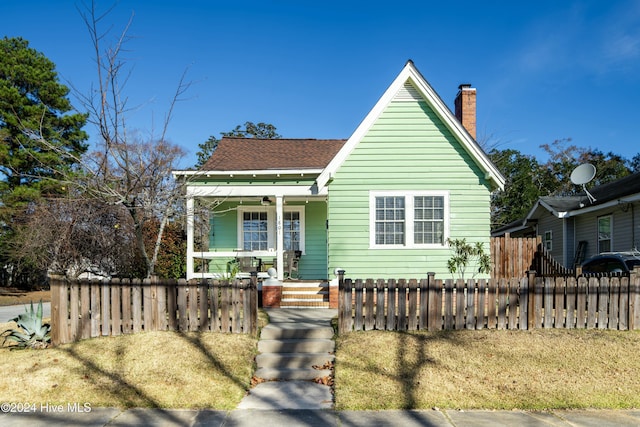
[370,191,448,248]
[597,215,612,253]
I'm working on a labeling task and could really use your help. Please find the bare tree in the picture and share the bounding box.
[29,1,192,278]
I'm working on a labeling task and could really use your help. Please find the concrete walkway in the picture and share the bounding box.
[237,308,337,410]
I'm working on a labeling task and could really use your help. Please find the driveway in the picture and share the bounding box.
[0,302,51,323]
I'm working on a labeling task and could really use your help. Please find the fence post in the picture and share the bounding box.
[337,270,347,334]
[248,272,258,336]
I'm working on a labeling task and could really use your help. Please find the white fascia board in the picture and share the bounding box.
[315,61,505,190]
[536,200,565,218]
[565,192,640,217]
[186,185,327,198]
[173,169,323,179]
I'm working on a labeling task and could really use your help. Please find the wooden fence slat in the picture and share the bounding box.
[609,277,620,330]
[397,279,407,331]
[476,279,486,330]
[121,279,132,334]
[587,277,598,329]
[576,277,588,328]
[354,279,364,331]
[387,279,396,331]
[554,277,565,329]
[365,279,375,331]
[80,279,91,339]
[498,278,508,330]
[156,280,167,331]
[444,279,454,330]
[69,279,79,342]
[143,278,153,331]
[210,280,220,332]
[199,280,209,331]
[455,280,466,330]
[543,277,554,329]
[466,279,475,330]
[408,279,418,331]
[598,277,610,329]
[132,279,143,333]
[565,277,576,329]
[167,279,178,331]
[419,278,428,330]
[487,279,497,329]
[101,280,110,336]
[619,277,629,330]
[508,278,519,330]
[111,279,121,336]
[232,280,241,333]
[220,282,230,333]
[518,277,528,330]
[376,279,386,330]
[177,279,188,331]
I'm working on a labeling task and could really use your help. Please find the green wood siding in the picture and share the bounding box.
[298,201,328,279]
[327,98,492,278]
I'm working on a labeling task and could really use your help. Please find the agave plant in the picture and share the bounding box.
[2,300,51,349]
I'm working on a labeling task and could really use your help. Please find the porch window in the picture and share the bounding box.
[237,206,305,253]
[242,211,268,250]
[598,215,612,253]
[370,191,449,248]
[284,211,301,251]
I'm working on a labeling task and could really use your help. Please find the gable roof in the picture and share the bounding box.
[315,60,505,190]
[200,137,347,171]
[537,172,640,217]
[493,172,640,235]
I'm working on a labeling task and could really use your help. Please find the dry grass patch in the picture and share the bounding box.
[0,331,257,409]
[335,329,640,410]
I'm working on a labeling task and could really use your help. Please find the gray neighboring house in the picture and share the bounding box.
[492,172,640,269]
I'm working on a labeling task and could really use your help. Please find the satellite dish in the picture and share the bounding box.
[570,163,597,204]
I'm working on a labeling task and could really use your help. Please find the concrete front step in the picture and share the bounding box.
[260,323,334,340]
[258,338,335,354]
[256,352,335,369]
[279,301,329,308]
[254,367,333,381]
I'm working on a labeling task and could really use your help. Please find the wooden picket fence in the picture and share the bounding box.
[50,275,258,345]
[337,269,640,333]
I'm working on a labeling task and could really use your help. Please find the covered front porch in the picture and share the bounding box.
[182,171,329,281]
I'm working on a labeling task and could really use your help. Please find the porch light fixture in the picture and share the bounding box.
[261,196,272,206]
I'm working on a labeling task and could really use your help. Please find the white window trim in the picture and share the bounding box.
[544,230,553,251]
[369,190,449,249]
[597,214,612,253]
[237,206,305,254]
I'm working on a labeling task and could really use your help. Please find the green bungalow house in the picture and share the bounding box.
[173,61,505,303]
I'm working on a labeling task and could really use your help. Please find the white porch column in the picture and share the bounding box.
[276,195,284,280]
[186,196,195,280]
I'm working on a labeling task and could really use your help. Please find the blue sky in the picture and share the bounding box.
[4,1,640,168]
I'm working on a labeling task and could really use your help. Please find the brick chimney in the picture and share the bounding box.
[454,84,476,140]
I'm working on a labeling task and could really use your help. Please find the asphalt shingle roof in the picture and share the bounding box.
[200,137,347,171]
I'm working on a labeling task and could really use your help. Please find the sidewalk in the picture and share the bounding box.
[2,407,640,426]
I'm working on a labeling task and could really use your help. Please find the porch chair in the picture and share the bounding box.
[283,250,301,279]
[235,256,262,276]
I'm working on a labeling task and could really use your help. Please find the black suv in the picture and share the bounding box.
[581,252,640,275]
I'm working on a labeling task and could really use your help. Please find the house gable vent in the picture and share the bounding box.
[393,82,423,102]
